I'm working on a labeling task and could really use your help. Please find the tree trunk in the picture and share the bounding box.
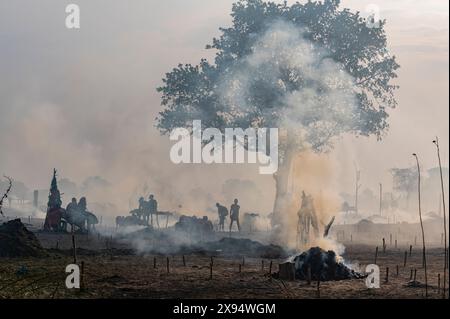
[271,133,298,247]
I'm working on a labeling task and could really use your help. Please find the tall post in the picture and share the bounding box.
[412,153,427,297]
[433,137,447,298]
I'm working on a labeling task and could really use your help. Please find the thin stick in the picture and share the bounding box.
[153,257,156,269]
[385,267,389,283]
[183,255,186,267]
[316,279,321,298]
[413,153,428,297]
[433,138,447,299]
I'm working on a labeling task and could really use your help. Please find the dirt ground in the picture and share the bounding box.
[0,230,448,299]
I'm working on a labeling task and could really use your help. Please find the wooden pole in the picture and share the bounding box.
[409,245,413,257]
[395,239,397,249]
[385,267,389,283]
[404,251,408,267]
[382,238,386,253]
[238,264,241,273]
[154,257,157,269]
[374,246,379,264]
[316,279,321,298]
[413,153,428,297]
[410,268,413,280]
[413,268,417,282]
[396,265,399,276]
[261,260,264,272]
[433,137,447,299]
[183,255,186,267]
[210,256,214,267]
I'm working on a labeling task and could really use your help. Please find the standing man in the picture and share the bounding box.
[229,198,241,232]
[148,194,158,227]
[216,203,228,231]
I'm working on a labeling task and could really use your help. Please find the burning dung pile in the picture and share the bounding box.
[0,219,47,257]
[292,247,363,281]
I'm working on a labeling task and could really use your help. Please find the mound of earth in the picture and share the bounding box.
[293,247,364,281]
[198,237,287,258]
[0,219,47,257]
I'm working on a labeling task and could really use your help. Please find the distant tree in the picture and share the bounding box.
[390,167,417,209]
[157,0,399,244]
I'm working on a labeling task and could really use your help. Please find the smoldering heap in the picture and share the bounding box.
[0,219,47,257]
[292,247,363,281]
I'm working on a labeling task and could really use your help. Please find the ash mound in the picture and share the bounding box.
[293,247,363,281]
[0,219,47,258]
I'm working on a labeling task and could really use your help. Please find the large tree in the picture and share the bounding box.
[157,0,399,245]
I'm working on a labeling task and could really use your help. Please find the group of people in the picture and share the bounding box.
[216,198,241,232]
[64,196,98,232]
[134,194,158,225]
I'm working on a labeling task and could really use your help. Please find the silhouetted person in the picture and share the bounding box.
[229,198,241,232]
[66,198,78,216]
[216,203,228,231]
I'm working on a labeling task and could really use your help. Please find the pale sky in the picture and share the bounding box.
[0,0,448,213]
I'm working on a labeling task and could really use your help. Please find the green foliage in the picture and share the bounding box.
[157,0,399,151]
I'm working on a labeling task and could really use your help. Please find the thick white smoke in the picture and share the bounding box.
[216,20,359,251]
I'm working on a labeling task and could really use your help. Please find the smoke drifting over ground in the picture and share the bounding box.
[0,1,448,244]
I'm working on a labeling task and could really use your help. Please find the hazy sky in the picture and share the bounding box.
[0,0,448,213]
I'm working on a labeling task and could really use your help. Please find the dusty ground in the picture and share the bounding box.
[0,230,448,299]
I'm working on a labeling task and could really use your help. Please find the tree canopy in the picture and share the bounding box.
[157,0,399,153]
